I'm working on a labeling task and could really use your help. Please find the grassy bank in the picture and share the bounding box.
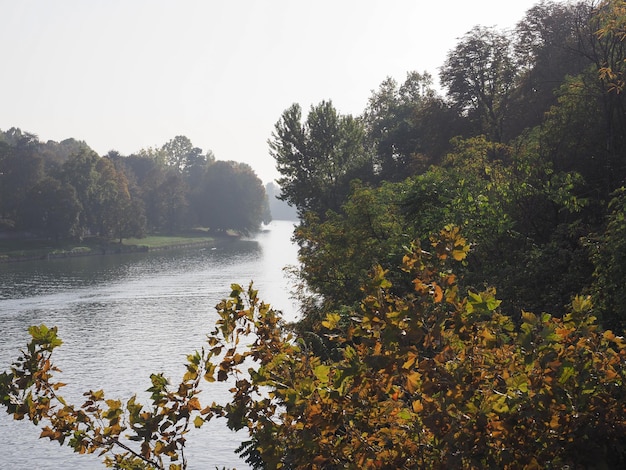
[0,232,216,263]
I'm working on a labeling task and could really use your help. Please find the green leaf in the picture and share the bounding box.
[314,365,330,383]
[558,364,575,384]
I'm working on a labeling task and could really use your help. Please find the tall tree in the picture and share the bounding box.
[60,149,101,237]
[197,161,268,235]
[0,134,44,230]
[270,101,372,218]
[160,135,211,174]
[440,25,518,142]
[92,157,144,241]
[149,168,189,233]
[23,177,81,240]
[510,0,592,135]
[363,71,456,181]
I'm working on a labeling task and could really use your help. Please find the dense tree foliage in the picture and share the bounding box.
[362,72,455,180]
[270,101,372,218]
[3,0,626,468]
[440,26,517,142]
[0,131,269,241]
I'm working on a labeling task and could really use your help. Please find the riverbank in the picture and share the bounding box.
[0,232,224,263]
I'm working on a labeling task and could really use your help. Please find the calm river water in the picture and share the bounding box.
[0,220,299,469]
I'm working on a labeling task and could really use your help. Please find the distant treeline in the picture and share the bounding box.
[0,132,273,242]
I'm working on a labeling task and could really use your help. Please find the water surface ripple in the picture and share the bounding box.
[0,221,298,469]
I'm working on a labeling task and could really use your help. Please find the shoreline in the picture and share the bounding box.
[0,236,223,264]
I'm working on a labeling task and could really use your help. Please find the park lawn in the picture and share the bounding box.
[0,233,215,262]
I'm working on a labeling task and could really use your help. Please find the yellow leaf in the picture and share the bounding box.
[193,416,204,428]
[413,278,428,294]
[322,313,341,330]
[481,328,496,343]
[412,400,423,413]
[521,311,537,324]
[406,372,421,394]
[452,243,469,261]
[402,352,418,370]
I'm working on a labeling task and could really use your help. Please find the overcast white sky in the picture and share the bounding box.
[2,0,558,184]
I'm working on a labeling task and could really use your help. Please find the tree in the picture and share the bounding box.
[149,168,189,234]
[589,0,626,185]
[23,177,82,240]
[363,71,456,181]
[0,134,44,229]
[510,0,592,136]
[270,101,372,218]
[92,157,136,240]
[400,134,592,318]
[197,161,268,235]
[294,180,407,310]
[588,187,626,332]
[440,26,518,142]
[160,135,207,173]
[60,149,101,237]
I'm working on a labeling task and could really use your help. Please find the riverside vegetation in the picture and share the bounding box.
[2,0,626,468]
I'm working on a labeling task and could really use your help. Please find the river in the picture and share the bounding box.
[0,220,300,469]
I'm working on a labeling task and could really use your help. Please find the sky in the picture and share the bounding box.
[2,0,559,184]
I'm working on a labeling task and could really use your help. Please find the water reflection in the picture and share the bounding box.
[0,220,298,469]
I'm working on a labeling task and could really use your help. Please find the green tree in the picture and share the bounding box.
[92,157,135,240]
[363,71,456,181]
[0,134,44,229]
[588,187,626,332]
[294,180,407,310]
[160,135,210,174]
[197,161,268,235]
[510,0,592,136]
[60,149,101,237]
[23,177,82,240]
[440,26,518,142]
[401,134,592,317]
[149,169,189,233]
[270,101,372,218]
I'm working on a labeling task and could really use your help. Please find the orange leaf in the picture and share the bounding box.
[188,397,201,411]
[433,284,443,303]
